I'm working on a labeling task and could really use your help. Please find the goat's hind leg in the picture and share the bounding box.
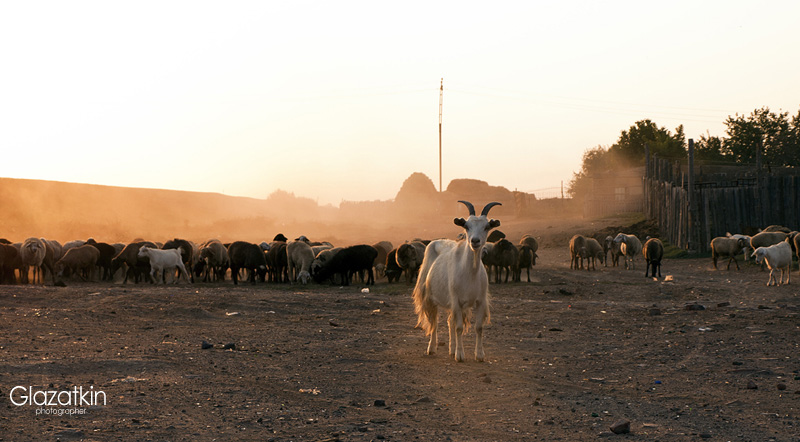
[426,308,438,356]
[447,312,456,357]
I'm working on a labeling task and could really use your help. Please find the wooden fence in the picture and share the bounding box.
[644,154,800,252]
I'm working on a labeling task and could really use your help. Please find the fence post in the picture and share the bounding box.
[687,139,695,252]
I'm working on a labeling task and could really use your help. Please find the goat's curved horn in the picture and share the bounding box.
[458,200,476,216]
[481,202,502,217]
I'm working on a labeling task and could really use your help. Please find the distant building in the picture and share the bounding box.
[583,166,644,217]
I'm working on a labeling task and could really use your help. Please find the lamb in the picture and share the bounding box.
[54,245,100,281]
[228,241,268,285]
[162,238,196,283]
[613,233,643,270]
[710,236,746,270]
[286,240,316,284]
[568,235,586,270]
[412,200,501,362]
[643,238,664,278]
[137,246,191,284]
[396,241,427,283]
[607,236,623,267]
[752,240,792,286]
[583,238,605,271]
[111,241,157,284]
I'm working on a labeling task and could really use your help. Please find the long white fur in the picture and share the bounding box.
[412,201,500,362]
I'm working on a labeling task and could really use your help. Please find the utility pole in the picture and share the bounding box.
[438,78,443,193]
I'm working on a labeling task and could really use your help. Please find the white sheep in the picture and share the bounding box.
[710,236,746,270]
[613,233,642,270]
[412,200,501,362]
[752,240,792,286]
[286,240,315,284]
[750,231,787,269]
[137,246,191,284]
[20,237,51,284]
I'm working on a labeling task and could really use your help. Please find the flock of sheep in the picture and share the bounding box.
[2,224,796,289]
[566,224,799,288]
[2,201,797,364]
[710,225,798,286]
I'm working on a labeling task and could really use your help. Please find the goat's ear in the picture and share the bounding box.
[489,219,501,229]
[454,217,467,227]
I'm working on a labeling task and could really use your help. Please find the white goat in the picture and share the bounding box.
[138,246,191,284]
[412,200,501,362]
[752,240,792,286]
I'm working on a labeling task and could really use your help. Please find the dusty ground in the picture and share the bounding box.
[1,246,800,441]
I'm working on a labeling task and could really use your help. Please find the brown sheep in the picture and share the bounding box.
[55,245,100,281]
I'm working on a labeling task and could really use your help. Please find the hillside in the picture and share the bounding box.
[0,176,584,247]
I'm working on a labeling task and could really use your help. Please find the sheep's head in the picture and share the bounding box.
[752,248,765,264]
[137,246,150,258]
[454,201,501,252]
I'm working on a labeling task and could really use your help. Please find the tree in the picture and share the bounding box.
[722,107,800,166]
[693,132,728,163]
[569,120,686,199]
[568,145,614,199]
[609,119,686,163]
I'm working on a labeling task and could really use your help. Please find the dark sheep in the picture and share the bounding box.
[487,239,518,283]
[266,241,288,283]
[515,244,534,282]
[313,245,378,286]
[0,243,19,284]
[643,238,665,278]
[487,230,506,243]
[85,239,117,281]
[385,248,403,283]
[227,241,267,285]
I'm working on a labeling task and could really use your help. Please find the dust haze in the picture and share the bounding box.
[0,174,594,248]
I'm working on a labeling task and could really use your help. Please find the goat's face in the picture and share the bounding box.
[454,201,502,252]
[454,216,501,252]
[137,246,150,258]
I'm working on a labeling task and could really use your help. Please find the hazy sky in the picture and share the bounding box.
[2,1,798,205]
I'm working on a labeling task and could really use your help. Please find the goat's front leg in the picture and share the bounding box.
[474,300,488,362]
[453,306,465,362]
